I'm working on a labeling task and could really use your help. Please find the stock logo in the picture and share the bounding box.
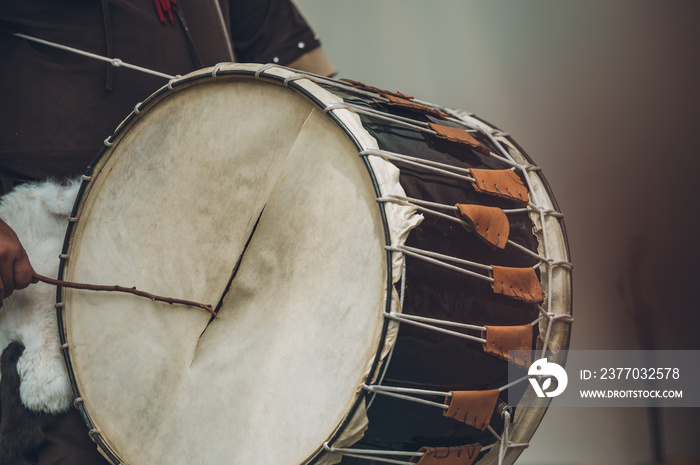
[528,358,568,397]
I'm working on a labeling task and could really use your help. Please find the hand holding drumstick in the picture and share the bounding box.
[0,219,215,316]
[0,219,37,304]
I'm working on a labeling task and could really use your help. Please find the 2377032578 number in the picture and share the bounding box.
[599,367,680,380]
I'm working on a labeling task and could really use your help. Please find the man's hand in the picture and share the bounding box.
[0,219,36,303]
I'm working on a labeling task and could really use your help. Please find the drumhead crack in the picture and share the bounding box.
[192,206,266,364]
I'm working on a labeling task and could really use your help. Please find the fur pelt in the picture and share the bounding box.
[0,180,80,415]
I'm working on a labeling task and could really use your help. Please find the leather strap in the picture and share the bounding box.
[339,79,449,119]
[428,123,489,155]
[489,266,544,303]
[443,389,499,430]
[339,78,413,100]
[382,94,449,120]
[469,169,528,204]
[482,324,533,367]
[413,444,482,465]
[455,204,509,249]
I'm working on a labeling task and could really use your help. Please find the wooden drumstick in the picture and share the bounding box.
[33,272,217,318]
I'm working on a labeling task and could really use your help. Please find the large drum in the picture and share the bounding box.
[57,64,572,465]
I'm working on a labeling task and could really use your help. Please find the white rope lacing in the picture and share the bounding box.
[12,33,176,80]
[386,243,492,280]
[503,205,564,218]
[384,311,487,344]
[480,408,526,465]
[324,102,433,133]
[324,394,528,465]
[379,309,542,357]
[376,194,573,269]
[385,243,559,303]
[282,71,381,99]
[323,101,488,143]
[481,441,528,455]
[533,305,575,357]
[323,443,420,465]
[254,63,278,78]
[362,374,531,410]
[361,148,476,182]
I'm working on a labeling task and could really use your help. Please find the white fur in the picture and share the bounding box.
[0,180,80,414]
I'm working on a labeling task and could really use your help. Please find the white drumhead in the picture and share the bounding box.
[63,74,397,465]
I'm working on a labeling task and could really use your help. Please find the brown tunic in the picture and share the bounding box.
[0,0,323,181]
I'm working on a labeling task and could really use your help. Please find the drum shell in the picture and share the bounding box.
[55,64,572,465]
[314,87,554,459]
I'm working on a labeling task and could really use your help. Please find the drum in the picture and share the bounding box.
[56,63,572,465]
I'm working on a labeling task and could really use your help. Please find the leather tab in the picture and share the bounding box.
[470,169,528,204]
[428,123,490,155]
[455,204,509,249]
[339,78,413,100]
[482,324,533,367]
[382,94,449,120]
[443,389,499,430]
[413,444,482,465]
[489,266,544,303]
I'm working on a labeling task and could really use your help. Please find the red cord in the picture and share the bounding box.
[153,0,176,24]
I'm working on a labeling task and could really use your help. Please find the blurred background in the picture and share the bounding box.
[294,1,700,464]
